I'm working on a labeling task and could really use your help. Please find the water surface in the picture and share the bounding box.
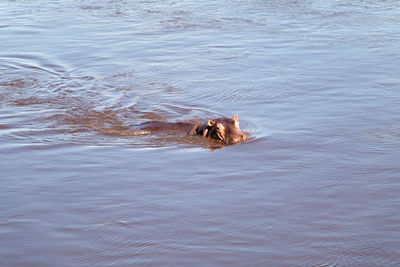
[1,0,400,266]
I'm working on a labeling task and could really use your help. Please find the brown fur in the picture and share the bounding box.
[139,115,247,144]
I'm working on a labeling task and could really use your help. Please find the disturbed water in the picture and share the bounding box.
[1,0,400,265]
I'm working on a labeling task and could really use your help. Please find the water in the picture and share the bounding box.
[1,0,400,265]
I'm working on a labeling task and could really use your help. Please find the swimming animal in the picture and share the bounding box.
[138,115,247,144]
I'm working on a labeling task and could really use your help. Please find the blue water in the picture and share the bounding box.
[1,0,400,265]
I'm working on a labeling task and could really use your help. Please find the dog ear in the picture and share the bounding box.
[232,115,240,129]
[203,120,216,136]
[206,120,216,126]
[202,120,214,136]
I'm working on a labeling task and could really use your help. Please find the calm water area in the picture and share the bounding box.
[1,0,400,266]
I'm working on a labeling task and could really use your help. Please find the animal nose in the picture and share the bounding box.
[231,134,246,143]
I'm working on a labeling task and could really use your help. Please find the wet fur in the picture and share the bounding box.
[139,115,247,144]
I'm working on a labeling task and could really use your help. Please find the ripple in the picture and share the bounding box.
[1,62,251,149]
[0,53,69,77]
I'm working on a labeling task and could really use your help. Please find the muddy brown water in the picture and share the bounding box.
[1,0,400,266]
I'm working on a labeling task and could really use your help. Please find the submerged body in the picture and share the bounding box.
[139,115,247,145]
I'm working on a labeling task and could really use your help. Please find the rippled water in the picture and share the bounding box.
[1,0,400,265]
